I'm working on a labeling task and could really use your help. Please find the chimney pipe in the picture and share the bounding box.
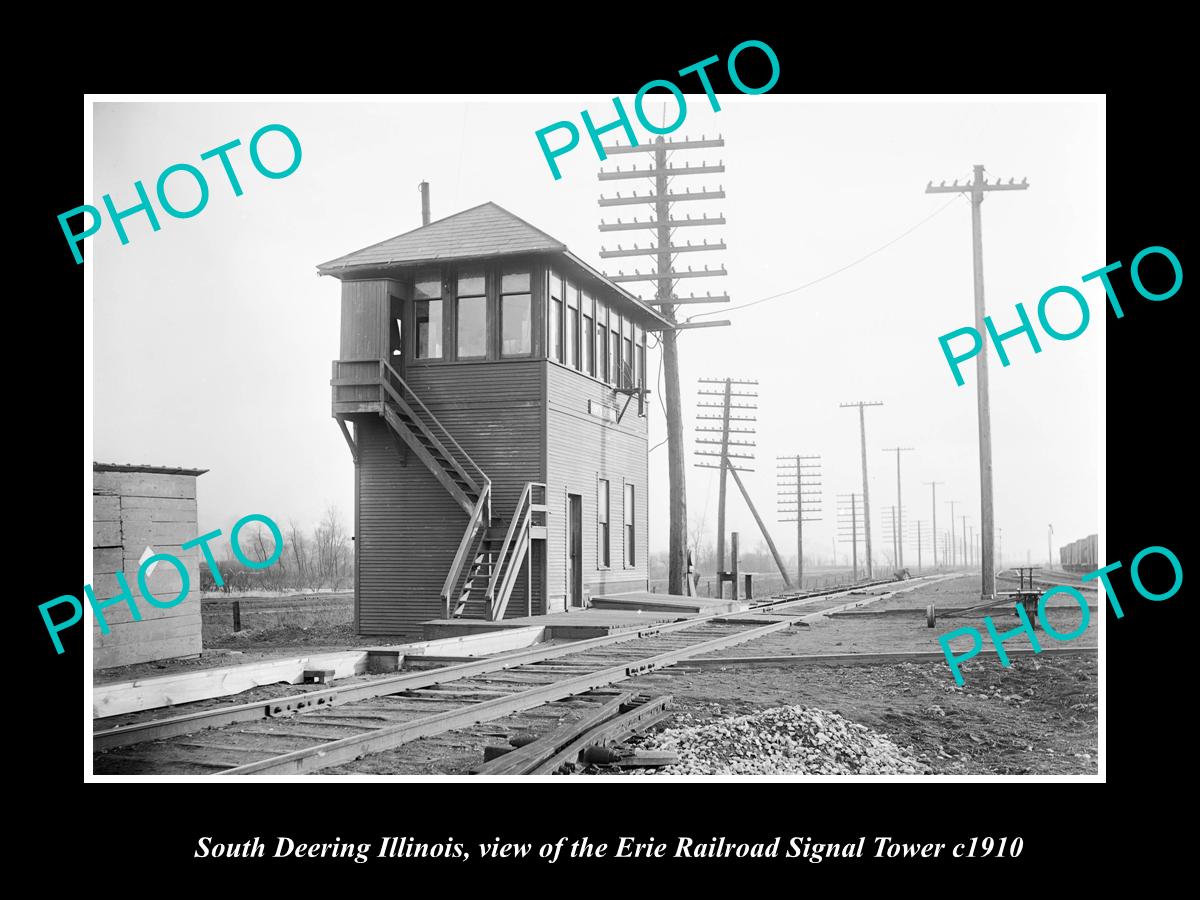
[418,181,430,226]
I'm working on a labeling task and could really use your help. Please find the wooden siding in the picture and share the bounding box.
[338,280,403,403]
[92,471,202,669]
[355,360,547,635]
[545,363,649,602]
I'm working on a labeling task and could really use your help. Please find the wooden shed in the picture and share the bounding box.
[319,202,672,636]
[93,463,208,668]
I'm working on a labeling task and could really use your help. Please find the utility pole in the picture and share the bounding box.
[924,481,943,568]
[693,377,790,586]
[946,500,958,567]
[926,165,1028,598]
[837,493,863,581]
[1048,523,1054,570]
[840,401,883,578]
[777,454,822,589]
[998,527,1003,571]
[916,520,924,573]
[882,447,914,569]
[600,133,730,595]
[960,515,969,572]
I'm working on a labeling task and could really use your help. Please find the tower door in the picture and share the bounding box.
[388,294,404,376]
[567,493,583,607]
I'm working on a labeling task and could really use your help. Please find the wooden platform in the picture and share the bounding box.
[422,608,686,641]
[588,590,749,616]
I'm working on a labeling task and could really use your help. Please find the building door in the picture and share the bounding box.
[389,294,404,376]
[567,493,582,607]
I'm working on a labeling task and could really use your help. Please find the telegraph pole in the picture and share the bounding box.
[1048,523,1054,570]
[600,134,730,595]
[882,446,914,569]
[777,454,822,588]
[960,515,969,571]
[924,481,943,568]
[837,493,863,581]
[693,377,790,585]
[840,401,883,578]
[926,165,1028,598]
[946,500,958,567]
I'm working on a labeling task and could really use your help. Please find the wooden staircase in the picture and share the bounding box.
[331,359,545,622]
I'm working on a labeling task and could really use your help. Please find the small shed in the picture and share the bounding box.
[93,463,208,668]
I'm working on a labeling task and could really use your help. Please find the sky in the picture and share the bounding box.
[90,96,1102,570]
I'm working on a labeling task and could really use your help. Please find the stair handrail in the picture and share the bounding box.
[485,481,534,605]
[378,359,491,512]
[492,502,534,621]
[441,483,491,618]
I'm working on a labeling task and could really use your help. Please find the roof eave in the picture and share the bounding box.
[561,250,674,331]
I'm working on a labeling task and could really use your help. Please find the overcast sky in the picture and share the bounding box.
[90,96,1102,569]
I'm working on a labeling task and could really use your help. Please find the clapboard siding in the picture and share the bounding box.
[545,364,649,600]
[355,359,546,635]
[92,469,204,668]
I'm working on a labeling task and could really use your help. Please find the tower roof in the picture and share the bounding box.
[317,202,567,275]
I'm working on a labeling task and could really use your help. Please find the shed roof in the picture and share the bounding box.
[94,463,209,477]
[317,202,566,274]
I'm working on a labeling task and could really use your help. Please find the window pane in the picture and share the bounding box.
[566,284,578,309]
[598,479,610,568]
[457,295,486,357]
[624,483,635,566]
[415,299,442,359]
[582,314,594,375]
[567,306,579,368]
[501,294,531,356]
[595,302,607,381]
[502,272,530,293]
[610,330,620,385]
[549,272,563,301]
[414,277,441,300]
[458,274,485,296]
[549,299,562,362]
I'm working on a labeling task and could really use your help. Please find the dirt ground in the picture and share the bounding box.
[318,575,1099,775]
[94,574,1100,774]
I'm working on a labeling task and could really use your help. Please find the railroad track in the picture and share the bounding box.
[92,576,943,776]
[996,568,1096,592]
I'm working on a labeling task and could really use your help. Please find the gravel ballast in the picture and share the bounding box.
[624,705,931,775]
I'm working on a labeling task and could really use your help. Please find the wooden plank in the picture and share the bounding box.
[93,547,123,575]
[119,506,198,525]
[94,471,196,499]
[470,692,633,774]
[119,495,197,514]
[377,625,546,658]
[94,617,202,646]
[93,521,121,548]
[94,634,202,669]
[119,520,201,547]
[93,651,371,718]
[94,495,121,522]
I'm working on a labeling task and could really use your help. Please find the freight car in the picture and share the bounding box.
[1059,533,1098,572]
